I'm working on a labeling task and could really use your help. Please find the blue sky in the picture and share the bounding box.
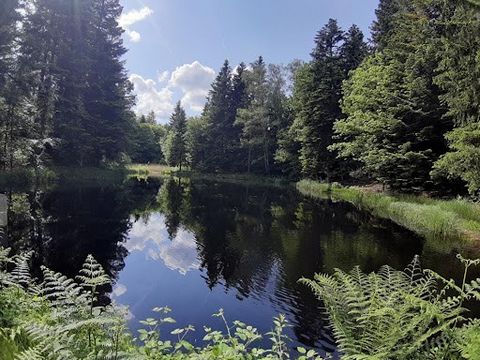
[119,0,379,122]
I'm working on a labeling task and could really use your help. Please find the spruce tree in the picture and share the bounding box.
[0,0,34,170]
[203,60,234,171]
[85,0,135,165]
[432,1,480,194]
[19,0,135,167]
[228,62,248,169]
[164,102,187,171]
[342,25,369,75]
[371,0,404,50]
[295,19,345,180]
[0,0,20,169]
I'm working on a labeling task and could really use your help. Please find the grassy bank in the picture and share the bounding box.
[297,180,480,242]
[127,163,289,187]
[127,163,175,178]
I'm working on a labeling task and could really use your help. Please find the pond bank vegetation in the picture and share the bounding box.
[297,180,480,243]
[127,164,289,187]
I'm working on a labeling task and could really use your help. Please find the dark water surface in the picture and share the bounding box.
[0,176,477,356]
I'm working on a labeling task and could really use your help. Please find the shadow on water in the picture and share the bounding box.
[0,175,478,356]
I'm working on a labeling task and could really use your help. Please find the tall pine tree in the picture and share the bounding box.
[202,60,247,172]
[164,101,187,171]
[85,0,135,165]
[371,0,404,50]
[294,19,345,180]
[236,57,270,174]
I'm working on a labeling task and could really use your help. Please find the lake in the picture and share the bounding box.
[0,175,477,357]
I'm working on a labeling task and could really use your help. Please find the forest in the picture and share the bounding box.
[1,0,480,196]
[2,0,480,359]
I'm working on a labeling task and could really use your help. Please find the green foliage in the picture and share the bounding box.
[432,123,480,195]
[202,60,243,172]
[300,254,480,359]
[0,247,326,359]
[163,102,188,171]
[2,0,134,170]
[371,0,404,50]
[129,119,166,164]
[334,0,453,191]
[186,116,209,171]
[236,57,272,174]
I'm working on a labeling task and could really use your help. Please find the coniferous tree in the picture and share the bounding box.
[0,0,20,169]
[85,0,135,165]
[432,1,480,194]
[332,1,452,191]
[0,0,34,170]
[371,0,404,50]
[164,102,187,171]
[47,0,93,166]
[202,60,234,171]
[294,19,345,180]
[342,25,370,75]
[20,0,57,144]
[236,57,271,174]
[229,62,248,169]
[274,61,304,179]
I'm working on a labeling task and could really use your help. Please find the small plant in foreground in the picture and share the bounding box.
[300,254,480,360]
[0,247,325,359]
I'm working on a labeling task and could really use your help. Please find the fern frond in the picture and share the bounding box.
[300,255,475,359]
[0,246,12,267]
[76,255,110,289]
[14,345,44,360]
[11,252,35,289]
[41,266,88,308]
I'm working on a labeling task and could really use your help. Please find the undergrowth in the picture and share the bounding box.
[2,245,480,359]
[0,247,324,360]
[300,254,480,360]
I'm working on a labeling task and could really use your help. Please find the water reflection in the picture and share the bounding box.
[127,215,200,275]
[1,176,478,354]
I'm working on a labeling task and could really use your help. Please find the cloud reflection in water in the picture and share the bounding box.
[125,213,200,275]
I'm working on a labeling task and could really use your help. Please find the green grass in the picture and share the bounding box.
[127,163,175,178]
[127,163,290,187]
[297,180,480,242]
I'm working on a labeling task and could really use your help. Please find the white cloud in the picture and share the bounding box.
[130,61,215,122]
[181,89,210,112]
[129,74,174,120]
[119,6,153,27]
[169,61,215,92]
[127,30,141,43]
[118,6,153,43]
[168,61,215,112]
[158,71,170,83]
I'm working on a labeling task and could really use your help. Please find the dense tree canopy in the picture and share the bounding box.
[1,0,480,196]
